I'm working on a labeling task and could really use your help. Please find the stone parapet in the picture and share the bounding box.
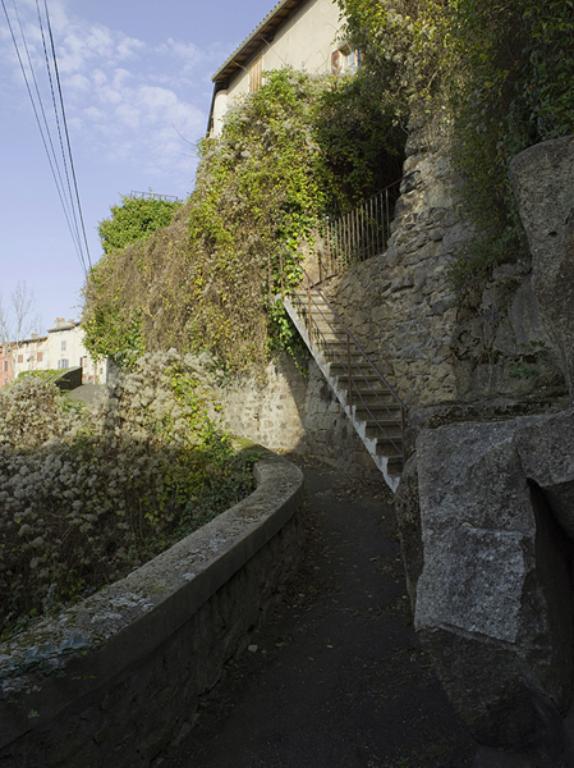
[0,455,304,767]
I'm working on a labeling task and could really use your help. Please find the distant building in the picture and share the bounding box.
[45,318,108,383]
[11,334,48,380]
[0,343,14,388]
[208,0,355,136]
[0,319,108,388]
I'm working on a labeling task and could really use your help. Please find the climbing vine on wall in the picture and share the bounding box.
[84,69,405,371]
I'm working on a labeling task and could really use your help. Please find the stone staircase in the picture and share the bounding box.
[283,284,406,493]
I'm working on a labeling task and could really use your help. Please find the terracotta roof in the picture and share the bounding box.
[212,0,308,86]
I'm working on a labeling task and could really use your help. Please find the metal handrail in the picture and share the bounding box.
[288,270,406,461]
[316,177,402,283]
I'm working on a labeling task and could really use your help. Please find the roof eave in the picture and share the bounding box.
[212,0,306,86]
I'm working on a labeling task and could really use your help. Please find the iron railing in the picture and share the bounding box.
[288,270,406,465]
[316,178,402,282]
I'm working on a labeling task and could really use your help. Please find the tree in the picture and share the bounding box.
[0,282,41,344]
[98,195,183,255]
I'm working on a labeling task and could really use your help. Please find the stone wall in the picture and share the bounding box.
[0,457,303,768]
[218,353,379,477]
[319,115,564,410]
[324,115,467,406]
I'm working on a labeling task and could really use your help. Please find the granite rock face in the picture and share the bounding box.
[415,410,574,760]
[510,135,574,396]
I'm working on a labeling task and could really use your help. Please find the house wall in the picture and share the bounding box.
[0,346,14,388]
[46,323,108,384]
[46,325,85,371]
[11,338,48,380]
[1,323,107,386]
[212,0,342,134]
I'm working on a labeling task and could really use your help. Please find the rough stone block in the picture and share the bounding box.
[415,411,574,754]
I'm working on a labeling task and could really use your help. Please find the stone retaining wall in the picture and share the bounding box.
[320,115,563,409]
[218,353,379,478]
[0,456,304,768]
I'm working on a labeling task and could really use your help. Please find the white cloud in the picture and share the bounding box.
[0,0,213,190]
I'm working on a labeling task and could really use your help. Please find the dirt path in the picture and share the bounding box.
[164,462,476,768]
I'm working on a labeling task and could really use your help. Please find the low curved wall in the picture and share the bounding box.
[0,456,304,767]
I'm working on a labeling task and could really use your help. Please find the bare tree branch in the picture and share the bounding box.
[0,283,40,346]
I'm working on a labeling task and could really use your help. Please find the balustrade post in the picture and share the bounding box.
[347,333,353,405]
[307,282,313,343]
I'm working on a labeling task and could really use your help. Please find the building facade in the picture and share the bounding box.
[0,319,108,388]
[0,344,14,389]
[209,0,352,136]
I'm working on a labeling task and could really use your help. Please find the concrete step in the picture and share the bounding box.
[357,410,402,427]
[356,398,402,412]
[366,419,403,438]
[384,455,404,477]
[366,423,403,441]
[328,362,380,375]
[350,389,398,403]
[323,354,369,366]
[336,373,388,388]
[376,442,404,461]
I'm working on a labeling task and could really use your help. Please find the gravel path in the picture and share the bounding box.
[164,461,476,768]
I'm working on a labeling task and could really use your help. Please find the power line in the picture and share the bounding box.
[43,0,93,271]
[32,0,85,265]
[1,0,88,276]
[12,0,85,266]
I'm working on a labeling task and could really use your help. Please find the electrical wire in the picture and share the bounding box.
[42,0,92,270]
[31,0,85,263]
[1,0,88,276]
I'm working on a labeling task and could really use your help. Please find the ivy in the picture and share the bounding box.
[84,69,403,371]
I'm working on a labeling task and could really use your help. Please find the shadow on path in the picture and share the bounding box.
[164,461,475,768]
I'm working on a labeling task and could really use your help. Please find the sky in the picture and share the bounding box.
[0,0,275,334]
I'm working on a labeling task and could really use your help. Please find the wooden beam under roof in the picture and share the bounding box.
[212,0,307,87]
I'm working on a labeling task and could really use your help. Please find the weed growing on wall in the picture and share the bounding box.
[0,353,254,637]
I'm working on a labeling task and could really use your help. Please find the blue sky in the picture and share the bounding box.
[0,0,275,334]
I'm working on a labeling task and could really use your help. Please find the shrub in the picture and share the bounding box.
[0,353,254,637]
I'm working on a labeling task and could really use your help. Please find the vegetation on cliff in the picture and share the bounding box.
[339,0,574,293]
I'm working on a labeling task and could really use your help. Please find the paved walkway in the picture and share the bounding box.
[165,462,476,768]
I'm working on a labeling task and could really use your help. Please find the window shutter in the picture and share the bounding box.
[249,56,263,93]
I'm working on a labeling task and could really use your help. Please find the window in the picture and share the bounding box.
[17,354,23,364]
[3,361,8,372]
[58,359,69,370]
[61,340,67,352]
[249,56,263,93]
[37,352,43,362]
[331,46,361,76]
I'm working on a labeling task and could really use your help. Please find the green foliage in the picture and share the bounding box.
[99,195,182,255]
[17,369,62,382]
[0,353,254,636]
[84,70,401,371]
[83,300,144,369]
[314,75,406,209]
[185,70,328,368]
[340,0,574,295]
